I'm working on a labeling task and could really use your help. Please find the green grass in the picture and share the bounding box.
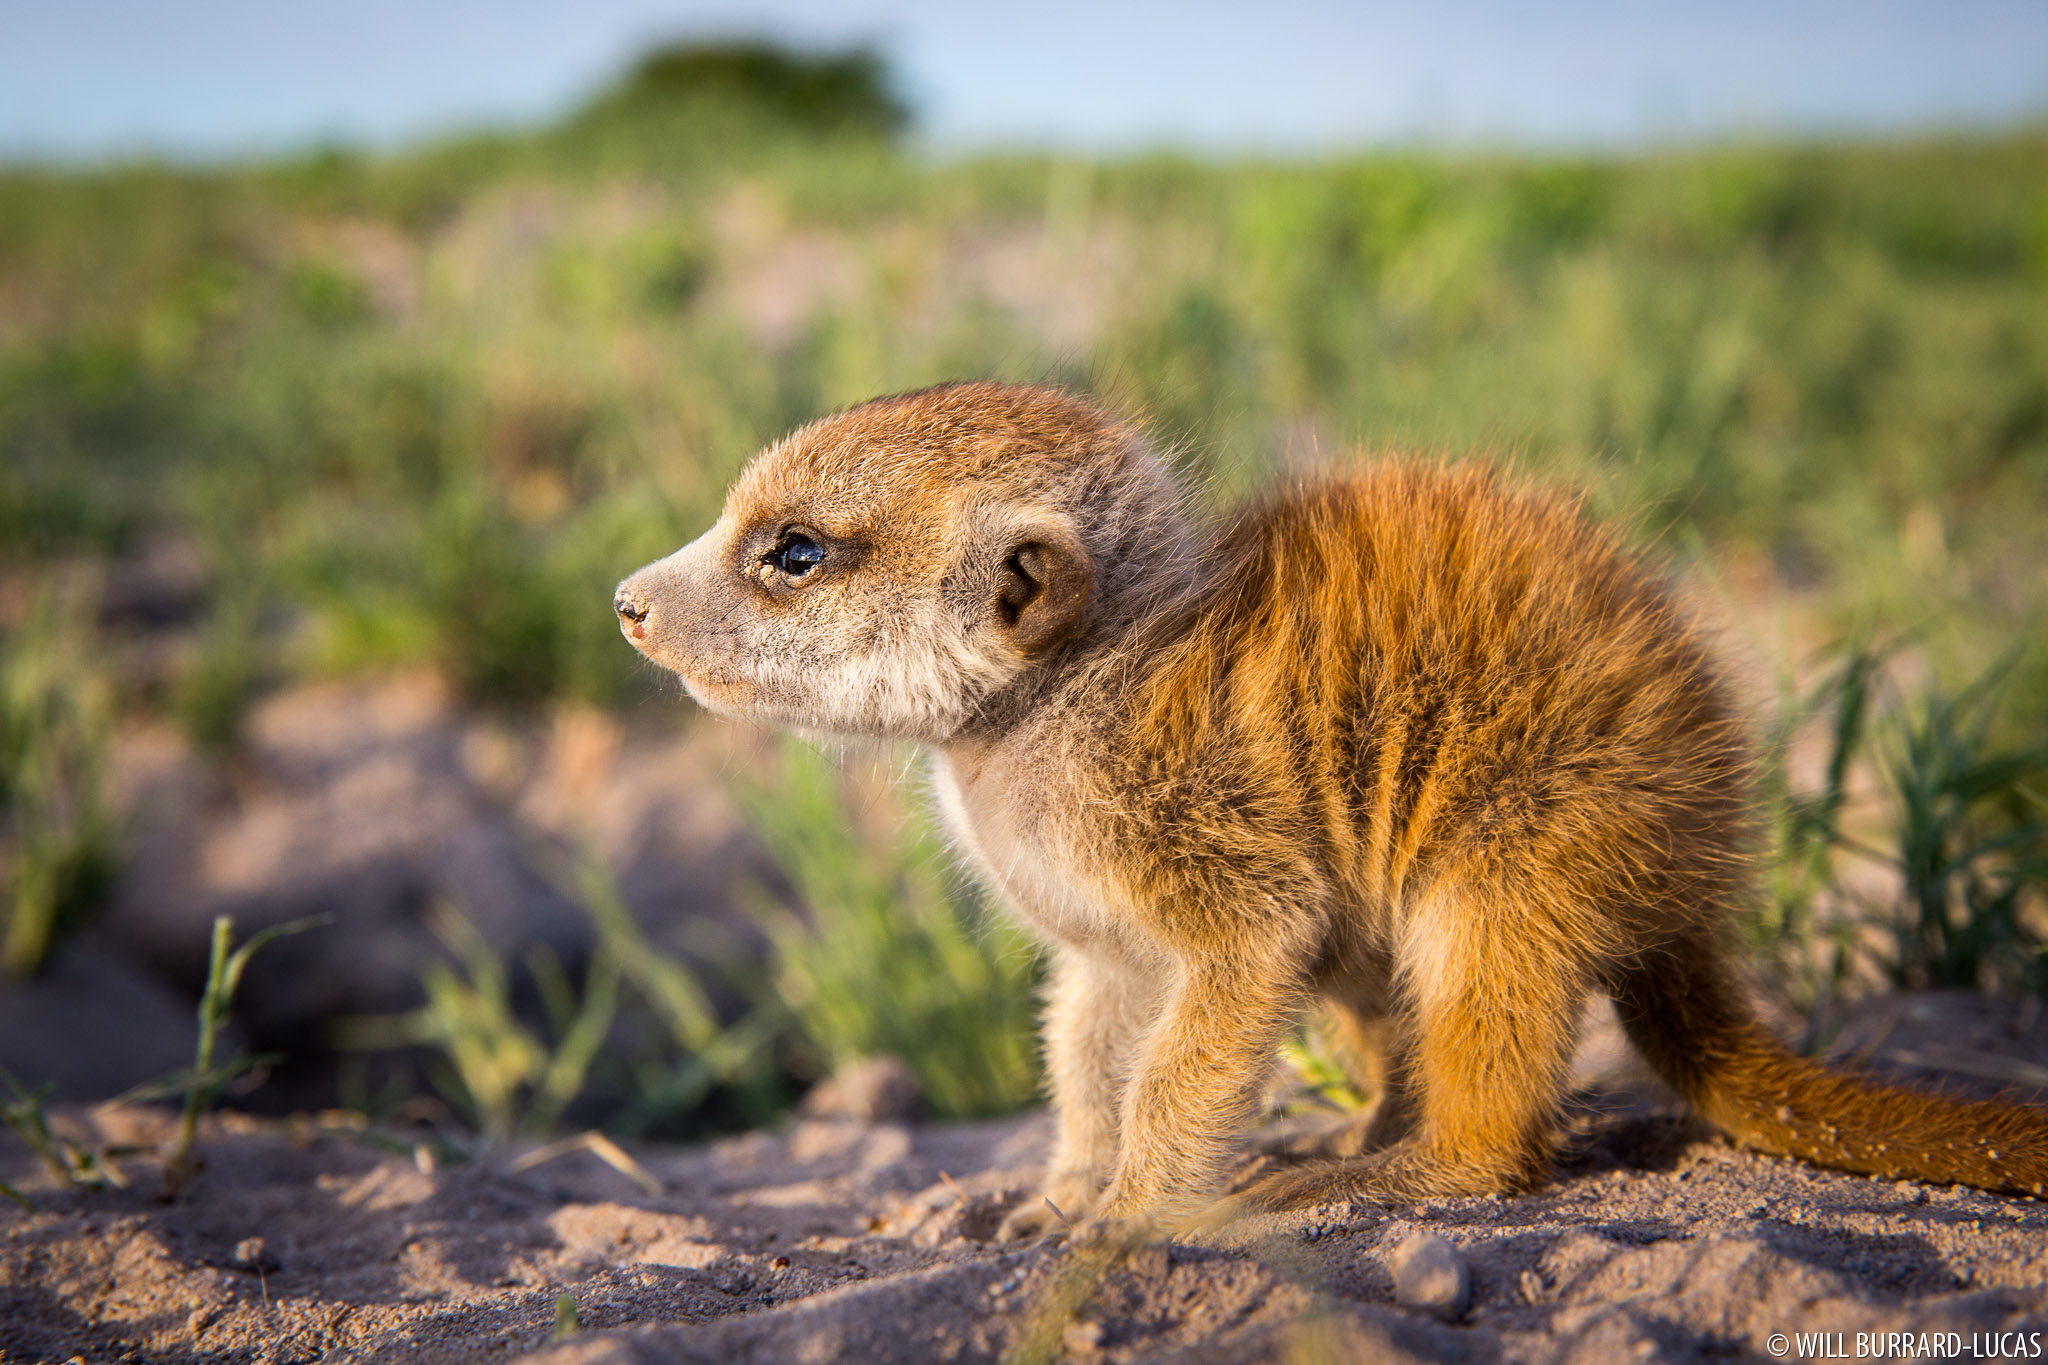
[1885,662,2048,995]
[341,755,1040,1142]
[0,1067,132,1201]
[5,118,2045,721]
[0,589,115,977]
[337,854,788,1144]
[336,900,626,1145]
[739,741,1041,1118]
[1749,640,1888,1014]
[160,913,329,1196]
[0,912,321,1204]
[1750,641,2048,1012]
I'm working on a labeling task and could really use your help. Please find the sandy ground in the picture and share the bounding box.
[5,1030,2047,1365]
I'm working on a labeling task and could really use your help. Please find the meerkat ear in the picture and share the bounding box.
[996,521,1092,654]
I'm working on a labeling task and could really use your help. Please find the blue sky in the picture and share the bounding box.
[3,0,2045,161]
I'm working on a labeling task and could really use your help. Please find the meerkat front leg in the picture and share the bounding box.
[1092,955,1307,1230]
[996,946,1162,1242]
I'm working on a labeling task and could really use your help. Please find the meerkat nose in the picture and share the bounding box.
[613,586,650,640]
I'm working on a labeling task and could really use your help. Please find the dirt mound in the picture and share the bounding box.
[3,674,778,1114]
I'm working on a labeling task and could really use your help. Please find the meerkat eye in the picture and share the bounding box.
[767,533,824,578]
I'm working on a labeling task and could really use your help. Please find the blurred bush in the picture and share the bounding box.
[574,42,910,141]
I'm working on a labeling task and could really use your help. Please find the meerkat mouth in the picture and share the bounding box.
[675,672,739,709]
[669,662,783,722]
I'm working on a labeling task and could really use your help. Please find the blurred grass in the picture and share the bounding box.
[336,903,610,1144]
[0,590,115,977]
[1886,661,2048,995]
[5,99,2044,723]
[740,741,1040,1118]
[1750,639,2048,1019]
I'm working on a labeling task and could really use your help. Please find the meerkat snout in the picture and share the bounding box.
[613,585,650,639]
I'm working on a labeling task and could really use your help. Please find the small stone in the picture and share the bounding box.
[187,1306,219,1336]
[1061,1320,1104,1357]
[1126,1244,1170,1279]
[1388,1230,1470,1321]
[1519,1269,1547,1304]
[799,1055,922,1123]
[230,1236,279,1273]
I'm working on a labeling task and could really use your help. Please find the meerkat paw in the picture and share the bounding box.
[1246,1111,1381,1161]
[1239,1145,1520,1211]
[1062,1211,1163,1254]
[994,1198,1069,1244]
[1237,1158,1378,1211]
[995,1172,1100,1244]
[1088,1178,1240,1242]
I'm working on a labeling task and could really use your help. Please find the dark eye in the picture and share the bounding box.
[768,533,824,577]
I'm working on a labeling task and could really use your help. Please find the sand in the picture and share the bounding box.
[5,1059,2047,1364]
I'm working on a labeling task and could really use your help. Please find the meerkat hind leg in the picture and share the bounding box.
[1244,894,1585,1209]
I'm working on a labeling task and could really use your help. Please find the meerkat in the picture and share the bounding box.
[613,381,2048,1236]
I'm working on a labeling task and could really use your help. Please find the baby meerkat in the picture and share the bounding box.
[615,381,2048,1235]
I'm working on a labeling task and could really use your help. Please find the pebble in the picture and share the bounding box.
[1388,1230,1470,1321]
[1125,1244,1170,1279]
[231,1236,279,1274]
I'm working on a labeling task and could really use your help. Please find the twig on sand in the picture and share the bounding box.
[508,1130,664,1196]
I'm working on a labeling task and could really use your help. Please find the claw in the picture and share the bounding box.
[994,1195,1073,1245]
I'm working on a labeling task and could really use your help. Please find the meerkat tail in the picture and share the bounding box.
[1612,940,2048,1198]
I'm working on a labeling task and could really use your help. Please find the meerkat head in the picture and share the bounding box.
[614,382,1190,743]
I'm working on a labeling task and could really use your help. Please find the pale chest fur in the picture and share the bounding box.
[927,750,1157,966]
